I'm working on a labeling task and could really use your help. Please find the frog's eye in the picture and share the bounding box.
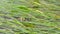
[32,6,39,8]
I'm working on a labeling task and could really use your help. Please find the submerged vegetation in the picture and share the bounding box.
[0,0,60,34]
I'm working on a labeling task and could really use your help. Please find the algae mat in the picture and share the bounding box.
[0,0,60,34]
